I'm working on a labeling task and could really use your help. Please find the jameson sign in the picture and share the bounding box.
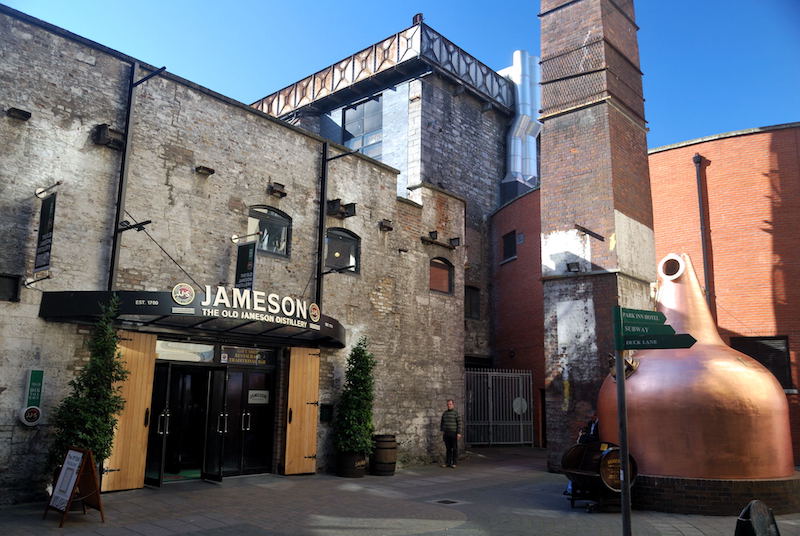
[192,284,322,329]
[234,241,256,291]
[34,193,57,273]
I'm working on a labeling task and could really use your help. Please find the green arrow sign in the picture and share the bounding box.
[622,324,676,336]
[622,334,697,350]
[619,307,666,325]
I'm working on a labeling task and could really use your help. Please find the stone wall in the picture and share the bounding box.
[0,6,465,503]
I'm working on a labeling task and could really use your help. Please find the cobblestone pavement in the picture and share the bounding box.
[3,447,800,535]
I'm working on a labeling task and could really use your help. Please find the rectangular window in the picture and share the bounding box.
[502,231,517,261]
[730,336,793,389]
[465,286,480,319]
[343,95,382,160]
[0,274,21,302]
[430,258,453,294]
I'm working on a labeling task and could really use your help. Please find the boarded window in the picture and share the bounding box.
[430,258,453,294]
[465,286,480,319]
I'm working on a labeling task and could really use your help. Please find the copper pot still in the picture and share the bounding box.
[597,253,794,479]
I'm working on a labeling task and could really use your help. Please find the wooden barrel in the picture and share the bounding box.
[370,434,397,476]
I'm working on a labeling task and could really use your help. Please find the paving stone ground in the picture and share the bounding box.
[3,447,800,536]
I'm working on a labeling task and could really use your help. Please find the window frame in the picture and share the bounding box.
[429,257,454,295]
[247,205,292,258]
[342,95,383,160]
[325,227,360,274]
[501,230,517,262]
[0,273,21,302]
[730,335,793,390]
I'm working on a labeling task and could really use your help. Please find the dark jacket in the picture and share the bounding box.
[440,409,462,434]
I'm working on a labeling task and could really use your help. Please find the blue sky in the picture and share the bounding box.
[4,0,798,148]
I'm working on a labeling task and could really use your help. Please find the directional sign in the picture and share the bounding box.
[613,306,696,351]
[622,334,697,350]
[618,307,666,325]
[621,324,675,336]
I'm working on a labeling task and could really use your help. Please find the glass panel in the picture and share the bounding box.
[363,130,382,146]
[361,143,382,160]
[202,368,226,482]
[242,371,274,472]
[144,363,170,486]
[326,231,358,271]
[363,112,381,132]
[223,371,244,475]
[156,341,215,363]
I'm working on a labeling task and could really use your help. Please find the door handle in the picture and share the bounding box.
[241,412,247,431]
[217,413,224,434]
[288,408,293,424]
[144,408,150,427]
[164,410,170,435]
[157,412,165,435]
[223,413,229,433]
[247,412,252,431]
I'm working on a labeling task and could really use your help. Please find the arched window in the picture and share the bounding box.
[326,228,360,273]
[247,206,291,257]
[429,257,453,294]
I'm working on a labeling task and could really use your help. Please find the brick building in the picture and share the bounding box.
[252,15,541,369]
[649,122,800,462]
[0,5,467,503]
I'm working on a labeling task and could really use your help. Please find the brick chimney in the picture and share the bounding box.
[538,0,655,469]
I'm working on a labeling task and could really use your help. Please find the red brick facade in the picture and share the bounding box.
[491,190,545,445]
[649,123,800,462]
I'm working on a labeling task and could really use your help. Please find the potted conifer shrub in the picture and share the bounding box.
[47,296,128,480]
[333,337,376,477]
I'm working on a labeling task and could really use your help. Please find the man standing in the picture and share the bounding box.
[440,399,462,468]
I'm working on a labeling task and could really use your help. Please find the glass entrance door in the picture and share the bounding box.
[223,368,275,475]
[144,362,171,487]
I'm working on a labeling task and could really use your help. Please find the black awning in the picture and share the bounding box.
[39,291,345,349]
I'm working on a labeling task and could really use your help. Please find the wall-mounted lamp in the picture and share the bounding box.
[378,219,393,232]
[574,224,604,242]
[6,107,31,121]
[195,165,215,176]
[117,219,151,234]
[448,237,461,247]
[230,231,261,244]
[267,182,287,198]
[566,262,581,273]
[327,199,356,219]
[34,181,62,199]
[92,124,125,151]
[428,230,438,240]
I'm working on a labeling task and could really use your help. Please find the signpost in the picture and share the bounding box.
[611,306,696,536]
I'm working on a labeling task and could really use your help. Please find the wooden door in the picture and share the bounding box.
[101,331,157,491]
[284,347,320,474]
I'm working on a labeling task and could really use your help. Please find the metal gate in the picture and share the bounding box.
[465,369,533,445]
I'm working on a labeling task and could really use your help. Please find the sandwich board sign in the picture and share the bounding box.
[43,448,104,527]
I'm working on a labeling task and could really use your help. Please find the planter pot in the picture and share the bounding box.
[336,451,367,478]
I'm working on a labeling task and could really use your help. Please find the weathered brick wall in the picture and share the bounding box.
[539,0,654,469]
[649,125,800,461]
[414,75,510,361]
[0,11,131,503]
[0,7,466,503]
